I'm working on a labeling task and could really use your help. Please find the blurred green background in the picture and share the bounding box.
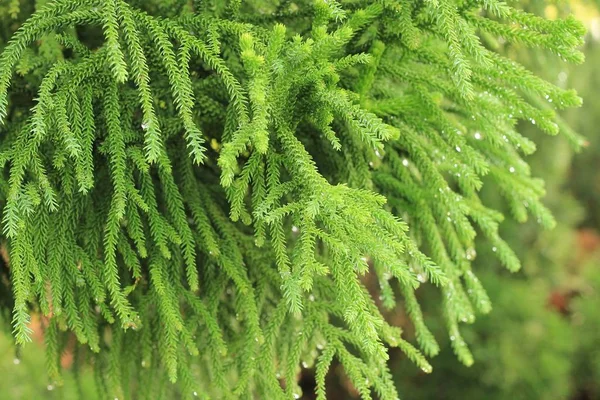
[0,1,599,399]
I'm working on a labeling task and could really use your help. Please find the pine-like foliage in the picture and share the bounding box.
[0,0,586,398]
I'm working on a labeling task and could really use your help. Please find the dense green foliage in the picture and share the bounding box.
[0,0,587,398]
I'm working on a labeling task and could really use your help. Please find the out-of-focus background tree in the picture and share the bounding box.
[0,1,599,400]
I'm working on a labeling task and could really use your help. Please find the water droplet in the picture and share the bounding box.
[531,119,536,125]
[368,161,374,167]
[492,246,497,252]
[417,273,426,283]
[402,159,409,167]
[141,360,147,367]
[293,393,301,399]
[13,358,20,365]
[465,248,476,261]
[291,226,299,233]
[309,294,315,301]
[141,121,150,130]
[455,146,461,153]
[375,150,382,158]
[421,365,432,373]
[47,385,55,391]
[474,132,482,140]
[302,361,309,368]
[450,335,456,341]
[509,166,515,173]
[193,392,198,397]
[317,343,325,350]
